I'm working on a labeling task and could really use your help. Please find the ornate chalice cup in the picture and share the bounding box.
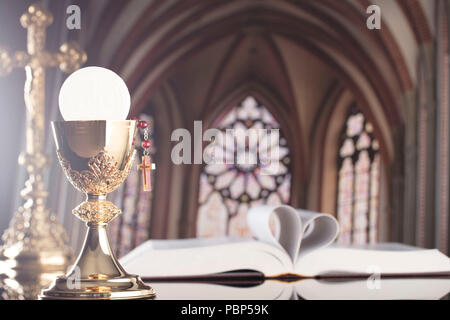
[40,120,155,299]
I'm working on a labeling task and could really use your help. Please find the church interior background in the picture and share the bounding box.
[0,0,449,258]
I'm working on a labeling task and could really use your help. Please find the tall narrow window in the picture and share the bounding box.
[197,96,291,238]
[337,107,380,244]
[109,113,156,257]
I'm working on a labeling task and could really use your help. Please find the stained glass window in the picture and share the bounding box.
[197,96,291,238]
[109,113,156,257]
[337,107,380,244]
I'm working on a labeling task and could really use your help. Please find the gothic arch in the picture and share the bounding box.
[311,89,391,241]
[180,86,302,237]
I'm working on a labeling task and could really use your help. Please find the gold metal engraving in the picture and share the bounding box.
[73,199,123,224]
[40,120,155,300]
[56,149,135,223]
[57,150,135,196]
[0,2,87,281]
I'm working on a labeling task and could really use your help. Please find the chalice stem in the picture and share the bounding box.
[68,222,126,280]
[67,194,126,279]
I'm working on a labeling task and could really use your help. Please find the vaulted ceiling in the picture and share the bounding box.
[0,0,438,239]
[80,0,433,165]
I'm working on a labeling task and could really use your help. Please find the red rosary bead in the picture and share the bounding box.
[142,140,151,149]
[139,120,148,129]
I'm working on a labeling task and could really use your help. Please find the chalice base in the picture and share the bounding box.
[39,224,155,300]
[39,274,155,300]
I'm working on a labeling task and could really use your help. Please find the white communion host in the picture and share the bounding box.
[58,66,131,121]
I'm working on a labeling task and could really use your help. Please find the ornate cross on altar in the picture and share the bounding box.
[0,3,86,273]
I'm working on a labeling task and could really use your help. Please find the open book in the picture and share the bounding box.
[120,205,450,279]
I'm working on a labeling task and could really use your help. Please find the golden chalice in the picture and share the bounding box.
[40,120,155,299]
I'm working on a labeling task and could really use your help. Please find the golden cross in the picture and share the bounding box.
[0,3,86,155]
[0,3,86,270]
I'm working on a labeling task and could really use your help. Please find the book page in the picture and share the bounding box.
[295,244,450,276]
[247,205,339,263]
[247,205,302,262]
[296,209,339,258]
[120,238,293,278]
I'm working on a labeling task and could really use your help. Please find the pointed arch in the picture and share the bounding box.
[336,106,381,244]
[196,95,293,237]
[174,83,305,237]
[313,91,391,242]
